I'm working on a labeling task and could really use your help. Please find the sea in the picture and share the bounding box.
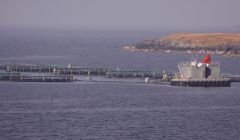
[0,29,239,140]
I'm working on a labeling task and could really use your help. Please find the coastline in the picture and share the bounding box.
[122,33,240,57]
[122,45,240,57]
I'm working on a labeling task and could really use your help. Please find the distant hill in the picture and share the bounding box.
[123,33,240,56]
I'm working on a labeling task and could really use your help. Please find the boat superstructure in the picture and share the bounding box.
[171,54,231,87]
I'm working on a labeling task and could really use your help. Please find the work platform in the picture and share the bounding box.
[171,54,234,87]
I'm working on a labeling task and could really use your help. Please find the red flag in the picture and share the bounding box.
[202,54,211,64]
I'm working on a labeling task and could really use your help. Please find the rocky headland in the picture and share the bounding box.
[123,33,240,56]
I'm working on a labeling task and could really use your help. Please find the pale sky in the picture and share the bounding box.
[0,0,240,31]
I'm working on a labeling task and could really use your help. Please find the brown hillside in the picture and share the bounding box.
[123,32,240,56]
[162,33,240,47]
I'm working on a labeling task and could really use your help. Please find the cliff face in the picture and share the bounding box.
[123,33,240,56]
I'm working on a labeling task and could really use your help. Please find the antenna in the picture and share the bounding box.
[195,48,198,62]
[195,41,199,62]
[191,54,195,61]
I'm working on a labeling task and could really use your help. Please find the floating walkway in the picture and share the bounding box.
[0,64,168,79]
[222,73,240,82]
[0,64,108,76]
[0,72,73,82]
[105,70,164,79]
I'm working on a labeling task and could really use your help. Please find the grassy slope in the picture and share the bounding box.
[162,33,240,47]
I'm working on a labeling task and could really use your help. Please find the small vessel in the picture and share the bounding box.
[171,54,231,87]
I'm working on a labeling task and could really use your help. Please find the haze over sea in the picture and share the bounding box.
[0,30,240,139]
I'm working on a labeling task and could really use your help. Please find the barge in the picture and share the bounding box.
[170,54,231,87]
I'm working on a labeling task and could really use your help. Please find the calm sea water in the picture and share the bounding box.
[0,30,240,139]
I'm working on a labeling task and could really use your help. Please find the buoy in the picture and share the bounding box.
[145,77,150,83]
[53,68,56,74]
[67,64,72,68]
[87,75,92,81]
